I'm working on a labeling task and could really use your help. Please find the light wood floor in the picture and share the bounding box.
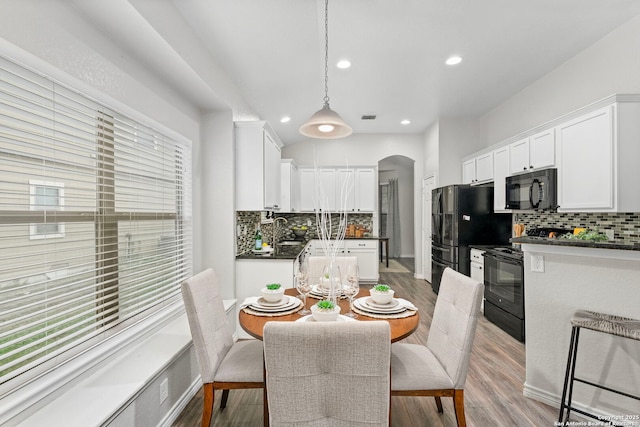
[172,258,558,426]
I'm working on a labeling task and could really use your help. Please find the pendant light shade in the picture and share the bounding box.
[300,0,352,139]
[299,102,352,139]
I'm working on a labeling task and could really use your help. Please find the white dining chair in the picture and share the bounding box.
[263,320,391,426]
[306,255,357,286]
[181,268,266,427]
[390,267,483,427]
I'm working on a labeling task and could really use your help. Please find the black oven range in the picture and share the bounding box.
[482,246,525,342]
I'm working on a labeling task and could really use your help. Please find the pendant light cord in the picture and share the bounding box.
[323,0,330,106]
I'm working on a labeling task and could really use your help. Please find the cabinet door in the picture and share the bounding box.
[530,129,555,169]
[290,164,300,211]
[344,240,378,282]
[298,168,316,212]
[263,132,281,209]
[462,159,476,184]
[493,146,510,212]
[336,169,356,211]
[557,106,613,210]
[280,161,299,212]
[317,169,336,211]
[509,138,530,174]
[355,168,376,212]
[475,153,494,182]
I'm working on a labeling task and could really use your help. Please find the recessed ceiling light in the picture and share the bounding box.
[280,116,291,123]
[336,59,351,69]
[401,119,411,125]
[445,56,462,66]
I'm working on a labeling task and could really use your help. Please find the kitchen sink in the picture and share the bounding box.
[277,240,304,246]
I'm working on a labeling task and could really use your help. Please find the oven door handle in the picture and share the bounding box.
[485,252,520,264]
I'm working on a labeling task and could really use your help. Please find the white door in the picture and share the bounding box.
[422,176,436,282]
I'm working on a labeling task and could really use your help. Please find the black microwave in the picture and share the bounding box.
[505,168,557,210]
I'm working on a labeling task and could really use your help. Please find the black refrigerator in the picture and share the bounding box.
[431,184,511,293]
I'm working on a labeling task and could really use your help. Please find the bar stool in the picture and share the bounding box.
[558,310,640,425]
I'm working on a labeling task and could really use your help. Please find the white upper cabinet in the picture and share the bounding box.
[336,169,355,210]
[298,168,316,212]
[464,94,640,213]
[354,168,376,212]
[299,167,376,212]
[462,152,493,184]
[235,121,283,210]
[492,146,510,212]
[548,99,640,213]
[280,159,299,212]
[509,129,555,174]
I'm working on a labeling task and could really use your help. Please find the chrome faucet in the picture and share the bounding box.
[273,217,288,242]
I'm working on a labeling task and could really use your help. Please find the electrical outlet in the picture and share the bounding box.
[160,378,169,403]
[531,255,544,273]
[604,229,614,240]
[306,219,312,227]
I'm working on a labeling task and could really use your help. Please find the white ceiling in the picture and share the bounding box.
[72,0,640,145]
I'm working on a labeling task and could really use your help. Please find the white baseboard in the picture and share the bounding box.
[523,382,639,426]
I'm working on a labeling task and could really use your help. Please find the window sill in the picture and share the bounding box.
[1,299,237,426]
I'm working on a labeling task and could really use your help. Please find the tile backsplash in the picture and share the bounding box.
[514,211,640,244]
[236,211,374,255]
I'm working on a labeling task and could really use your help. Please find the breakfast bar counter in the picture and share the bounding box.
[518,242,640,419]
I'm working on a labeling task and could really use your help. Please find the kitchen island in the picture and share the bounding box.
[512,237,640,421]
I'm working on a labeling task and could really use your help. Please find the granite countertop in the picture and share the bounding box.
[236,245,304,260]
[235,237,381,260]
[511,236,640,251]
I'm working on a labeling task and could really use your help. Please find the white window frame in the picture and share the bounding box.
[28,180,65,239]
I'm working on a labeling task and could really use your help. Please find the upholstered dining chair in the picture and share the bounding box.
[390,267,483,427]
[307,255,358,286]
[263,320,391,426]
[181,268,265,427]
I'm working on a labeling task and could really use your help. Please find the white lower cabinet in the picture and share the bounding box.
[235,258,295,338]
[343,240,379,283]
[311,239,378,283]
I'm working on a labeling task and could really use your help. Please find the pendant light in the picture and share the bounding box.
[299,0,352,139]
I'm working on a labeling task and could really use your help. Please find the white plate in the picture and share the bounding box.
[252,248,274,254]
[364,297,399,309]
[310,285,345,297]
[295,315,356,323]
[354,298,406,314]
[256,296,290,307]
[249,297,301,313]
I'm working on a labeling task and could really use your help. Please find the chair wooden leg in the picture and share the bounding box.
[452,389,466,427]
[220,389,229,409]
[263,383,269,427]
[202,383,214,427]
[434,396,443,413]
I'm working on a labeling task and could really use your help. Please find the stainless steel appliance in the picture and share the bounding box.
[483,246,524,342]
[505,168,557,210]
[431,184,512,293]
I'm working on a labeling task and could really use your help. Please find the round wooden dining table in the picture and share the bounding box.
[239,288,419,343]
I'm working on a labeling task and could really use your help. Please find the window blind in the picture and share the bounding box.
[0,55,193,385]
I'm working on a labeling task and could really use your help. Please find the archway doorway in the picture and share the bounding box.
[378,156,415,272]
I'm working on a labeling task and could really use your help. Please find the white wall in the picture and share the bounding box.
[477,14,640,147]
[423,121,440,182]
